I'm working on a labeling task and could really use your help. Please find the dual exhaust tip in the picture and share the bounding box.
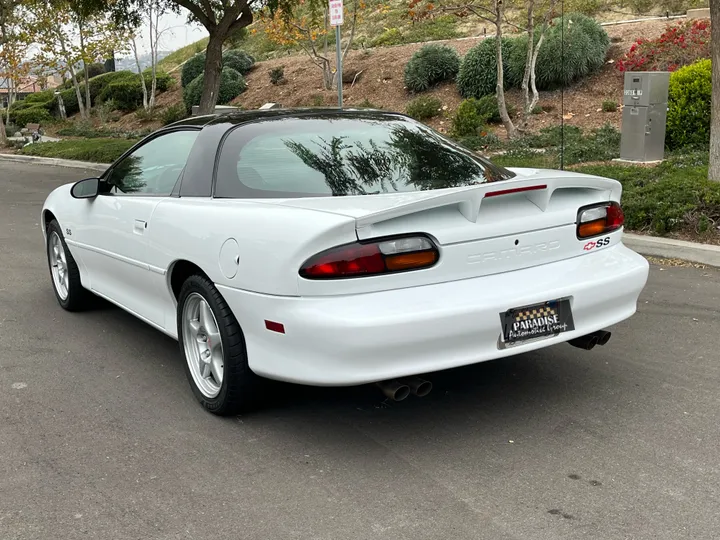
[376,376,432,402]
[377,330,611,400]
[569,330,612,351]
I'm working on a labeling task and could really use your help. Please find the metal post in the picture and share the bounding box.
[335,25,343,109]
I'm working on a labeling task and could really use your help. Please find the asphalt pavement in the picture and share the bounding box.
[1,160,719,540]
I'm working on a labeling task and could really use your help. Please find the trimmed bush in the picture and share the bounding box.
[24,90,56,106]
[457,37,513,99]
[58,89,80,116]
[223,49,255,75]
[404,44,460,92]
[183,68,247,112]
[100,81,144,111]
[513,13,610,90]
[666,59,711,150]
[181,53,206,87]
[19,138,138,163]
[473,94,517,124]
[269,66,285,85]
[602,100,617,112]
[161,104,188,126]
[13,105,54,126]
[88,71,136,101]
[451,99,488,137]
[405,95,442,120]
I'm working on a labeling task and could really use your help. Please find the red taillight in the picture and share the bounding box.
[577,202,624,239]
[300,235,439,279]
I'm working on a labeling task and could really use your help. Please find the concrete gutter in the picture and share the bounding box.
[624,233,720,268]
[0,153,109,173]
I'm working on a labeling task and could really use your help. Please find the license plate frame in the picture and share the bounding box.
[500,299,575,344]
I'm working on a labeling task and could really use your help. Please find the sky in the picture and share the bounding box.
[135,10,209,54]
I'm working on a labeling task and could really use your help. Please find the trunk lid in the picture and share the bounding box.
[264,169,623,295]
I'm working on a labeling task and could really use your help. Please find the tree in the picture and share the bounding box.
[262,0,363,90]
[130,0,172,111]
[0,0,24,145]
[710,0,720,181]
[170,0,257,114]
[29,0,131,119]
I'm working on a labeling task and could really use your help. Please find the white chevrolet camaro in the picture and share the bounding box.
[42,109,649,414]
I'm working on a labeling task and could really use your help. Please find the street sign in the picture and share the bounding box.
[329,0,344,26]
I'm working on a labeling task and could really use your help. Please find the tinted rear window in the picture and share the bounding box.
[214,116,515,198]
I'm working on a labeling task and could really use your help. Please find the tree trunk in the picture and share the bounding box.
[78,21,91,111]
[197,31,224,115]
[709,0,720,181]
[131,38,149,111]
[521,0,534,117]
[70,67,86,120]
[0,105,7,146]
[494,0,517,139]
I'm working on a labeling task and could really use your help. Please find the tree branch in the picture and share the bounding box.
[173,0,214,29]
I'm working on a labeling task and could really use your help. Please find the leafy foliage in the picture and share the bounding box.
[405,95,442,120]
[523,13,610,89]
[181,53,206,88]
[666,59,711,150]
[404,44,460,92]
[222,49,256,74]
[160,104,189,126]
[96,72,173,112]
[13,105,54,126]
[19,138,138,163]
[269,66,285,85]
[473,94,516,124]
[451,99,488,137]
[457,37,513,99]
[602,100,618,112]
[183,68,247,111]
[616,19,710,72]
[577,153,720,235]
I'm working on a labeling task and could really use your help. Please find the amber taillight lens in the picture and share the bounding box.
[577,202,624,239]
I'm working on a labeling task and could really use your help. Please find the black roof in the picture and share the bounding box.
[167,107,408,130]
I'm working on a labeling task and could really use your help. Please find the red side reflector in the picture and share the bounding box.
[484,184,547,198]
[265,320,285,334]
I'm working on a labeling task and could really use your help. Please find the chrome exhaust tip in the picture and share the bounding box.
[376,380,411,401]
[569,335,600,350]
[399,377,433,397]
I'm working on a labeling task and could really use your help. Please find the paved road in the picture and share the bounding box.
[1,160,719,540]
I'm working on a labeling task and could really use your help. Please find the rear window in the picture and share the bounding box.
[214,115,515,198]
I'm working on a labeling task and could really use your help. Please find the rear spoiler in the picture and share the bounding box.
[354,170,620,230]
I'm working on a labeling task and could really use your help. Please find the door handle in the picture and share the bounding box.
[133,219,147,235]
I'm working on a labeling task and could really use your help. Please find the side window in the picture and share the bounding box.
[103,130,199,196]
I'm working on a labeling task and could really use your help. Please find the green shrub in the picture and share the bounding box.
[161,104,188,125]
[455,132,501,151]
[100,81,143,111]
[87,62,106,78]
[516,13,610,90]
[405,95,442,120]
[356,98,380,109]
[473,94,517,124]
[666,59,711,150]
[371,28,404,47]
[404,15,460,43]
[602,100,618,112]
[457,37,513,99]
[24,90,56,106]
[183,68,247,111]
[451,99,488,137]
[223,49,255,75]
[14,105,54,126]
[269,66,285,85]
[18,138,138,163]
[142,70,173,92]
[57,88,80,116]
[404,44,460,92]
[181,53,206,87]
[88,71,136,101]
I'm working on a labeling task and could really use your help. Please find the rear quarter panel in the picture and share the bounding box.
[147,198,358,296]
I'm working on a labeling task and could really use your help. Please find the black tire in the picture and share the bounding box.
[177,274,261,415]
[46,219,90,311]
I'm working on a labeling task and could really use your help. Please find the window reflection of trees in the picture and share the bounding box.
[283,124,506,196]
[108,155,147,194]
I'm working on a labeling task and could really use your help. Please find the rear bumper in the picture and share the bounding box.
[218,244,649,386]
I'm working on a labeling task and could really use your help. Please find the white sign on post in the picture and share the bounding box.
[329,0,344,26]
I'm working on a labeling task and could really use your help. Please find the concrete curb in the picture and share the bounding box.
[0,153,109,173]
[624,233,720,268]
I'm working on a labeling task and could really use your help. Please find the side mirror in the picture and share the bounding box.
[71,177,100,199]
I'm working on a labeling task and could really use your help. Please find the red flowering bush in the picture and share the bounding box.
[616,19,710,72]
